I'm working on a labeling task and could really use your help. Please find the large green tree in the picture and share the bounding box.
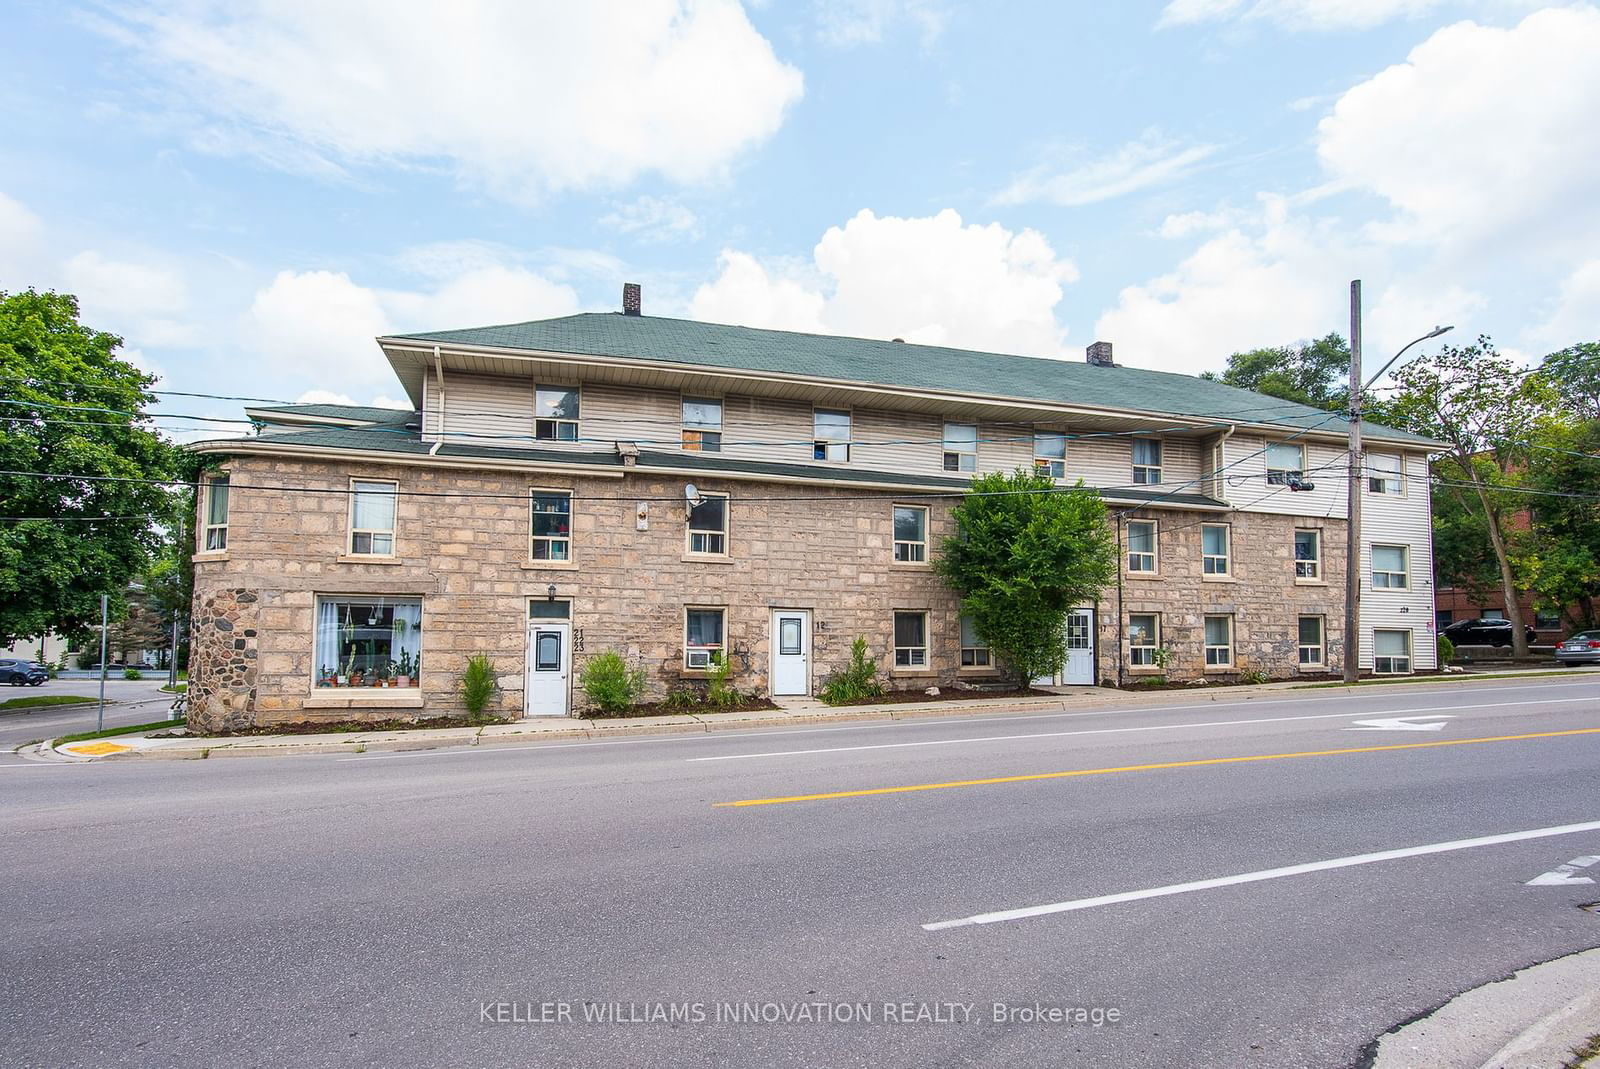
[1201,333,1350,410]
[0,290,175,646]
[936,471,1118,686]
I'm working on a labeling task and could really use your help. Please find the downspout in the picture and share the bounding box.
[432,345,446,444]
[1115,514,1125,687]
[1212,423,1237,503]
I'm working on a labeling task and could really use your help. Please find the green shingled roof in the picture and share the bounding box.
[249,403,417,424]
[388,312,1434,446]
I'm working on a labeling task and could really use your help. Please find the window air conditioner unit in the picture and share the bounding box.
[687,650,711,669]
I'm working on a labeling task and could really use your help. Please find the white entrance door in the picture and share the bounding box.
[770,610,811,696]
[525,622,571,717]
[1063,607,1095,685]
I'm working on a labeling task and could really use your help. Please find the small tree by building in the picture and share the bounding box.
[936,470,1118,686]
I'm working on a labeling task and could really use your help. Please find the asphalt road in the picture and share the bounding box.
[0,678,178,749]
[4,675,1599,1068]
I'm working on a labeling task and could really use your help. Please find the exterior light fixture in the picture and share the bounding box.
[546,584,557,601]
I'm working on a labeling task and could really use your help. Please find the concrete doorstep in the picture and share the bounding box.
[1368,947,1600,1069]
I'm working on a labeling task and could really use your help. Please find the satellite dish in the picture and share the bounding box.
[684,483,702,506]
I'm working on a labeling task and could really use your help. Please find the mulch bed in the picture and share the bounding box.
[829,687,1049,707]
[590,698,781,719]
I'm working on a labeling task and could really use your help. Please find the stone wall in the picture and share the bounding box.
[186,587,260,733]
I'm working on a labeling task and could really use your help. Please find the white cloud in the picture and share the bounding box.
[1317,7,1600,253]
[995,134,1217,208]
[62,251,196,346]
[599,195,702,242]
[1527,259,1600,353]
[1158,0,1442,30]
[692,208,1077,355]
[99,1,804,201]
[813,0,947,46]
[0,192,46,285]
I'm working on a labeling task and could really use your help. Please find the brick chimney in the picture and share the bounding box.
[1086,341,1114,367]
[622,282,642,316]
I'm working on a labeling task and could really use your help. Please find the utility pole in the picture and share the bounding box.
[168,612,179,690]
[1343,281,1363,684]
[97,593,109,732]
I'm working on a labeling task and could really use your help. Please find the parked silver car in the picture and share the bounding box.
[1554,631,1600,666]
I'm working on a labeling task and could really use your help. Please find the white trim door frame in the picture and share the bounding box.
[525,621,572,717]
[769,609,811,697]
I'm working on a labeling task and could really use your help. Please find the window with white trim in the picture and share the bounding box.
[1129,613,1160,667]
[942,422,977,473]
[1201,524,1230,576]
[687,493,728,556]
[1372,544,1409,589]
[893,611,928,668]
[684,608,725,669]
[1298,615,1324,667]
[682,397,722,452]
[1374,629,1411,674]
[1367,452,1402,495]
[1204,614,1233,667]
[813,408,851,462]
[1132,439,1163,484]
[1294,529,1321,580]
[530,490,572,562]
[1266,442,1304,485]
[534,385,579,441]
[349,479,397,556]
[893,505,928,564]
[1033,432,1066,479]
[959,615,990,667]
[202,476,229,551]
[315,596,421,687]
[1127,520,1157,573]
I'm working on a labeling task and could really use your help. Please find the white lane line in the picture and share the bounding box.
[340,679,1600,763]
[923,819,1600,931]
[687,696,1597,762]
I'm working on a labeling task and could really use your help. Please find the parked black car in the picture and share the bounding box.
[0,658,48,686]
[1440,618,1539,648]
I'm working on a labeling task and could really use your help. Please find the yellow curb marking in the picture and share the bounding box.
[715,727,1600,808]
[63,741,135,756]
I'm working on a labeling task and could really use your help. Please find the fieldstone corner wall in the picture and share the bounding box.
[188,588,260,733]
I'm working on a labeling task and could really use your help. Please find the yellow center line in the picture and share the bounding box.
[714,727,1600,808]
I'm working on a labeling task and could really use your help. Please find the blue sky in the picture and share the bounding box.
[2,1,1597,427]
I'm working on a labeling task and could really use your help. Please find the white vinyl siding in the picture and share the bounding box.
[1359,452,1436,671]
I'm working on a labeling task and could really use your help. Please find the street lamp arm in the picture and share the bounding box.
[1361,325,1454,394]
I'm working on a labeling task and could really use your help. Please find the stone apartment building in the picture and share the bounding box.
[185,289,1441,731]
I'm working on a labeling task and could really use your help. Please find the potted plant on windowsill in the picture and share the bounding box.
[408,652,420,686]
[319,664,336,688]
[394,649,413,688]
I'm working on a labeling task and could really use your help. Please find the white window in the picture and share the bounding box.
[1202,524,1230,576]
[315,596,422,688]
[682,397,722,452]
[1372,544,1409,589]
[893,505,929,564]
[1298,616,1324,667]
[349,479,397,556]
[894,611,928,668]
[1295,529,1321,581]
[1129,613,1160,667]
[687,493,728,556]
[1132,439,1163,484]
[942,422,977,473]
[202,476,229,552]
[1367,453,1402,495]
[684,608,725,669]
[1481,608,1505,621]
[530,490,572,562]
[813,408,851,463]
[1034,432,1066,479]
[1266,442,1304,485]
[1204,615,1234,667]
[534,385,579,441]
[1127,520,1157,573]
[959,615,990,667]
[1374,629,1411,674]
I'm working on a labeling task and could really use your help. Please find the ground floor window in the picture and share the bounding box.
[1129,613,1160,667]
[316,596,422,687]
[959,615,990,667]
[894,611,928,668]
[1204,614,1233,667]
[1374,629,1411,674]
[685,608,725,669]
[1297,615,1324,667]
[1534,608,1562,629]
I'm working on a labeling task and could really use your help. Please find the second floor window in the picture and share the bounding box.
[682,397,722,452]
[943,422,977,472]
[535,385,579,441]
[893,505,928,563]
[813,408,851,462]
[203,476,229,551]
[1372,544,1409,589]
[1034,432,1066,479]
[1295,529,1321,580]
[1201,524,1230,575]
[530,491,572,561]
[349,480,397,556]
[687,493,728,556]
[1367,453,1402,495]
[1266,442,1304,485]
[1133,439,1162,484]
[1127,519,1157,573]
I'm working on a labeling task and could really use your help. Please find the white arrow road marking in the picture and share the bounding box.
[1348,716,1454,732]
[1526,855,1600,886]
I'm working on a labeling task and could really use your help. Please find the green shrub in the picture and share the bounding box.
[123,667,143,680]
[459,654,498,720]
[819,637,885,705]
[1437,634,1455,666]
[580,651,645,715]
[662,686,702,711]
[1239,668,1269,686]
[705,654,741,709]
